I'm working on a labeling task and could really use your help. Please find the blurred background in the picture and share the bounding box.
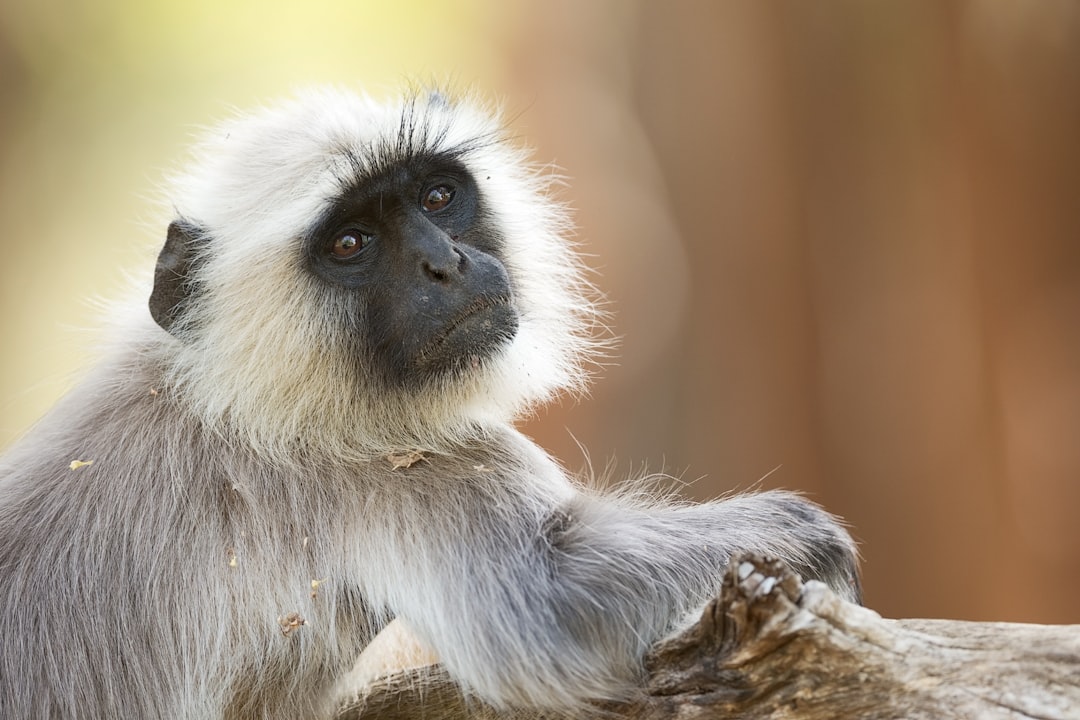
[2,0,1078,623]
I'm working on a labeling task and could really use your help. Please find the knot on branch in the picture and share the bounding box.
[644,552,814,697]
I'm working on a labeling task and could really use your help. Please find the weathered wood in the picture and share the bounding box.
[334,555,1080,719]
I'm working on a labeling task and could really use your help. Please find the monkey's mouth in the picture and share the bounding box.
[416,294,518,369]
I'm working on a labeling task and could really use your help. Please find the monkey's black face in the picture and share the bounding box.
[306,154,519,387]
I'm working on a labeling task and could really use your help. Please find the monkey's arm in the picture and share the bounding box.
[375,476,858,711]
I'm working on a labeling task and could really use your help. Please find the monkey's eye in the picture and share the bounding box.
[421,184,455,213]
[331,231,373,259]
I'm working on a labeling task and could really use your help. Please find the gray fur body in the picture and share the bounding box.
[0,88,858,719]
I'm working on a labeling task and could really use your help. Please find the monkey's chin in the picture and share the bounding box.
[415,302,519,377]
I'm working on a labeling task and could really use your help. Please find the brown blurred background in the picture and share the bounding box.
[2,1,1078,623]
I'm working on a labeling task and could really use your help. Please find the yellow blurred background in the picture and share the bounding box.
[2,1,1078,623]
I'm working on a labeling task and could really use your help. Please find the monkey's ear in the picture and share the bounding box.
[150,220,207,335]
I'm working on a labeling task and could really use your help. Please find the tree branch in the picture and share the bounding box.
[334,554,1080,719]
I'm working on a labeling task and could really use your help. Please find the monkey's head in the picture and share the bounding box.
[146,88,602,458]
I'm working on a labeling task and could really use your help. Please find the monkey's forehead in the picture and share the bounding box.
[245,87,499,156]
[161,87,531,247]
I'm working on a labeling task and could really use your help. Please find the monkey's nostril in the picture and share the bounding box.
[424,262,449,281]
[423,248,466,282]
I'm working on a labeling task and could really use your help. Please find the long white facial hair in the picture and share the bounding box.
[133,88,605,463]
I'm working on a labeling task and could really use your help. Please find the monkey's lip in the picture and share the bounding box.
[417,294,517,364]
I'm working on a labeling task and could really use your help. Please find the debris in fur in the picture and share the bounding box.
[68,460,93,471]
[386,450,427,470]
[278,612,306,637]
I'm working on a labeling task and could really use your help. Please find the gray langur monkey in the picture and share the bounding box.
[0,88,860,719]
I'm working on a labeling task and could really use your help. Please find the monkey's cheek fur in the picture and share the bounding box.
[414,300,519,374]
